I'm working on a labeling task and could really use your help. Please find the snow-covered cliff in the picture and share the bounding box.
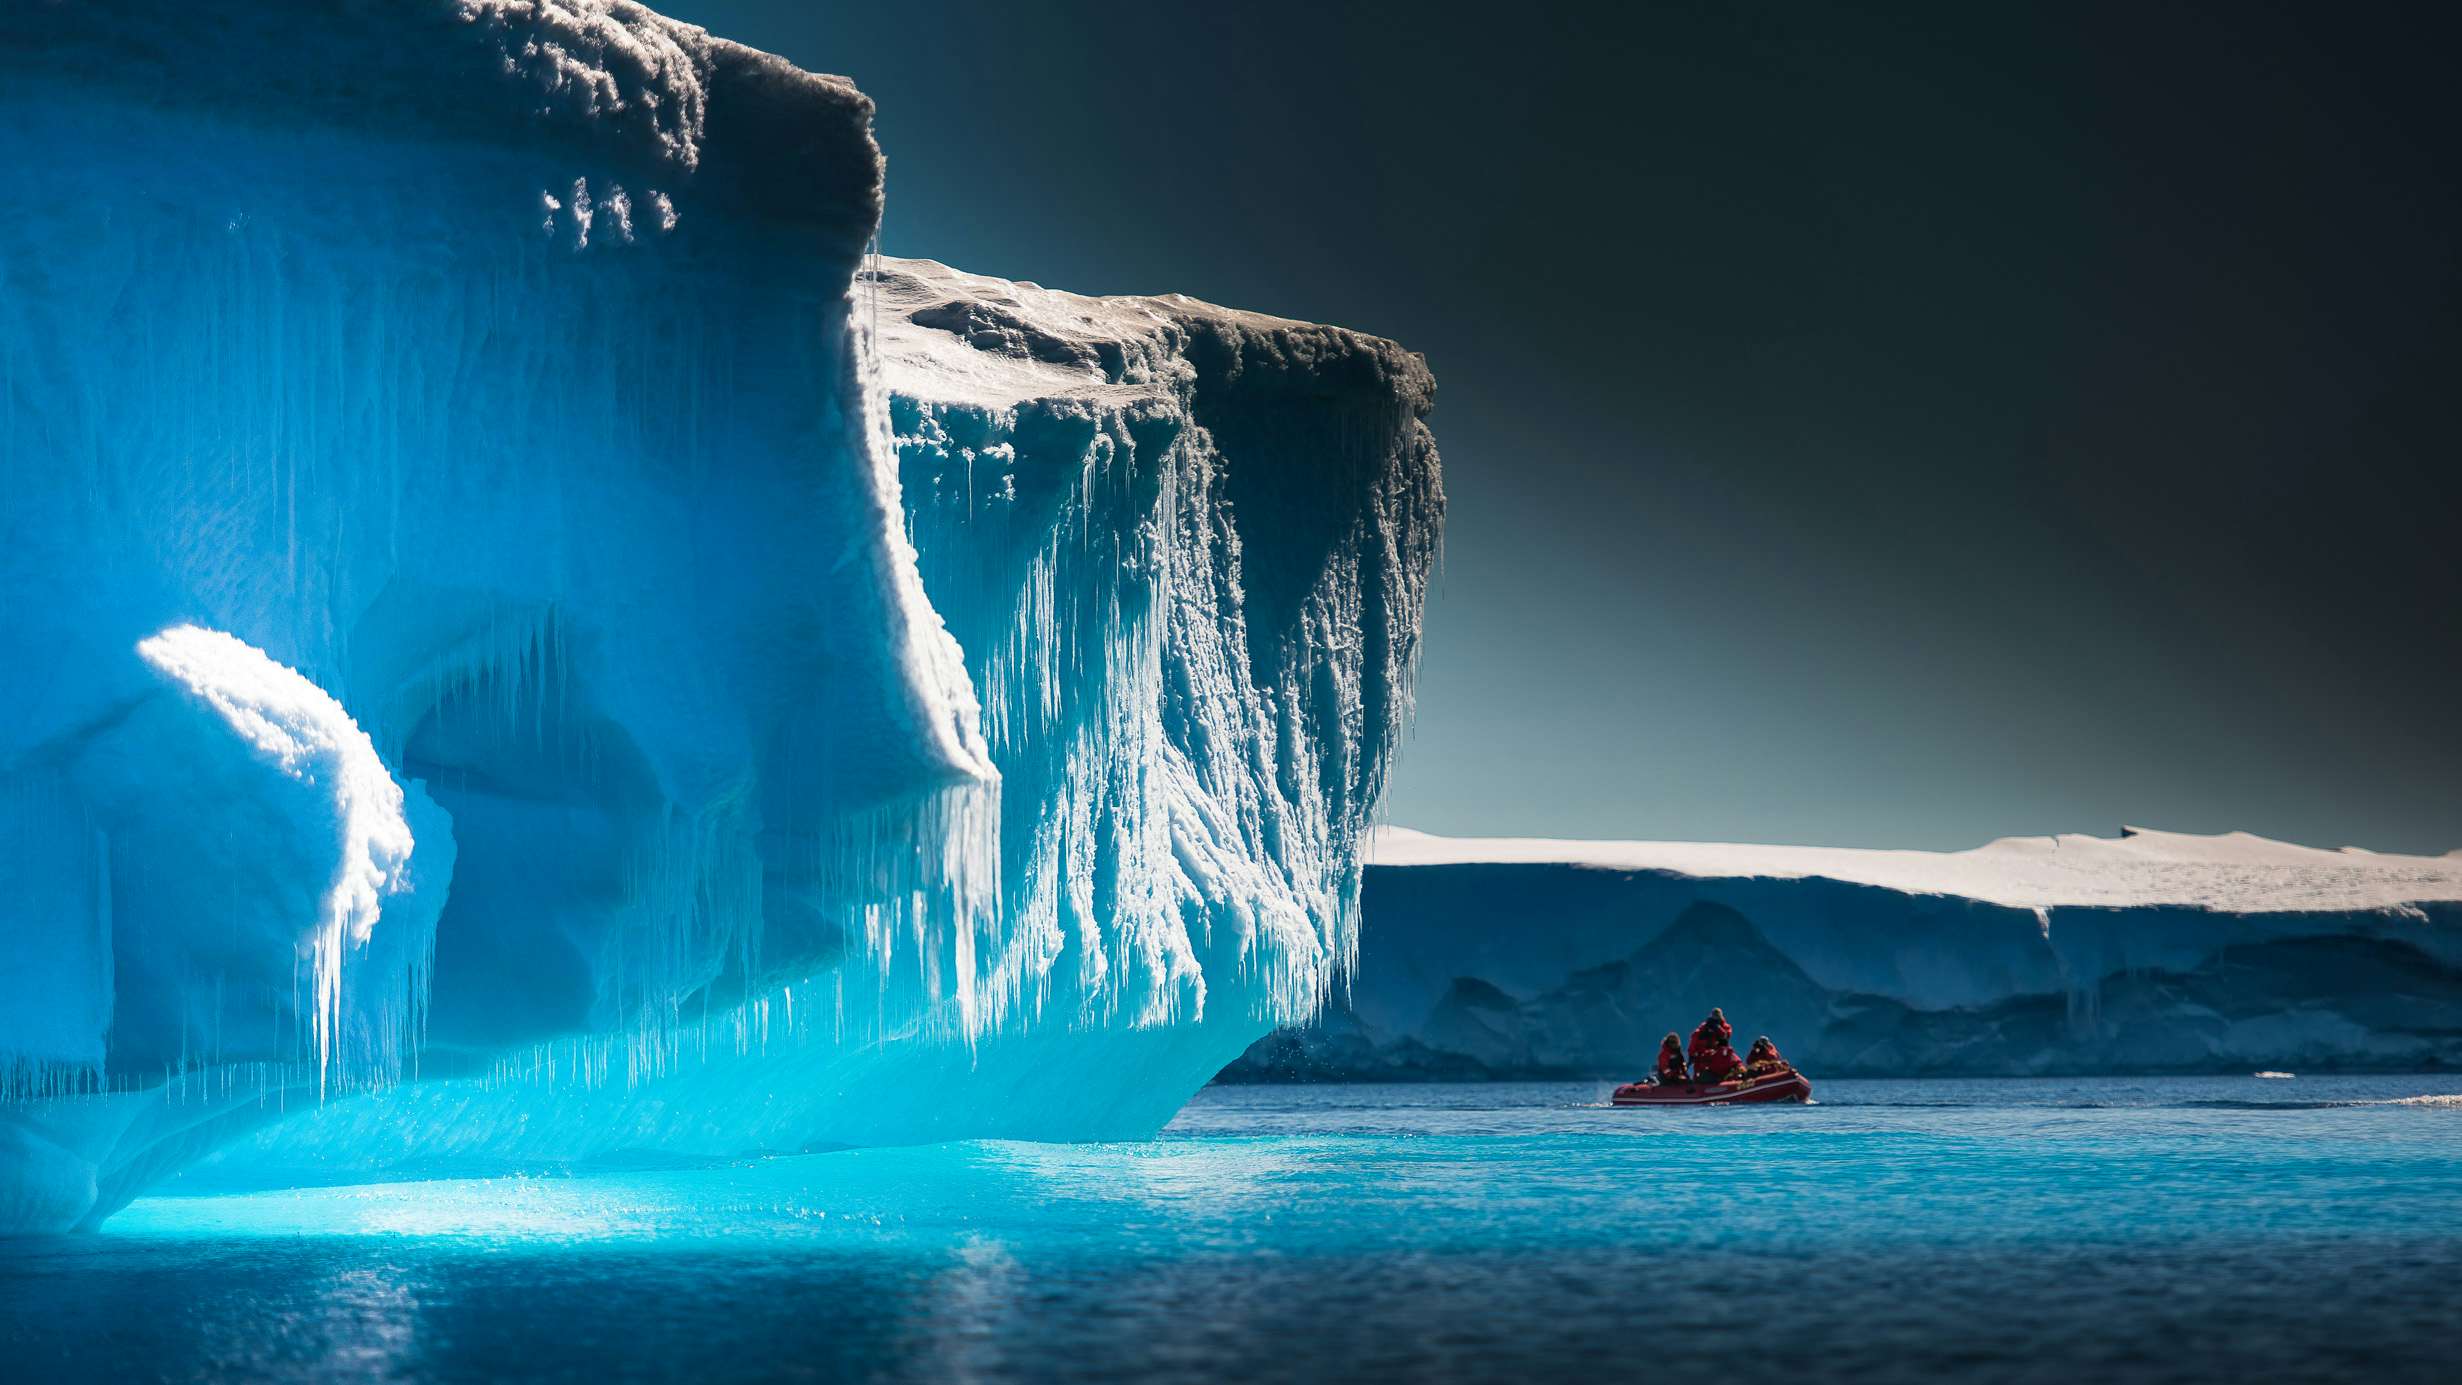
[1223,828,2462,1081]
[0,1,1439,1231]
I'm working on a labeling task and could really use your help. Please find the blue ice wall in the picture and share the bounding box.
[0,3,1441,1230]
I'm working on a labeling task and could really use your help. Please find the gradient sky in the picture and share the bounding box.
[670,1,2460,853]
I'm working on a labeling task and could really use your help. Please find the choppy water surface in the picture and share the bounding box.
[5,1075,2459,1382]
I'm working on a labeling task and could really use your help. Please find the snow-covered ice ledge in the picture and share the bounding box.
[1370,825,2462,914]
[0,2,1440,1230]
[1223,828,2462,1082]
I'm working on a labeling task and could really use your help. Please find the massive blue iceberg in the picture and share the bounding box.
[1225,828,2462,1081]
[0,1,1440,1231]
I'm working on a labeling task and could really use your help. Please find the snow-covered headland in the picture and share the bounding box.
[0,1,1439,1231]
[1224,827,2462,1081]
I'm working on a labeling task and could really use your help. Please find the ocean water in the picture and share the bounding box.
[4,1075,2459,1383]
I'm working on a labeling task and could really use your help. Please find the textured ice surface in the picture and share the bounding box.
[1224,829,2462,1082]
[0,2,1439,1230]
[880,258,1441,1034]
[1369,826,2462,913]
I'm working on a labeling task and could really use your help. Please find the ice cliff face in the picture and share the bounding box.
[879,259,1440,1037]
[0,1,1440,1231]
[1223,829,2462,1082]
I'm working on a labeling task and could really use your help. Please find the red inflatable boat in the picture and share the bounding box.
[1611,1068,1813,1106]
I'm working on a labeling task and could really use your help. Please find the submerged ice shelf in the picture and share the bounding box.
[0,0,1440,1231]
[1224,827,2462,1081]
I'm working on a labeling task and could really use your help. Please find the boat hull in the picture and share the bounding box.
[1611,1070,1812,1106]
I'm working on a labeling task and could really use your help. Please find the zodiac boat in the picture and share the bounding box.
[1611,1068,1813,1106]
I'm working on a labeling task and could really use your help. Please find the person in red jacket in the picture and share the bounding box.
[1688,1008,1744,1080]
[1744,1035,1789,1075]
[1652,1032,1690,1086]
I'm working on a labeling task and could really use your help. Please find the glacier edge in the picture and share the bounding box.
[1223,828,2462,1082]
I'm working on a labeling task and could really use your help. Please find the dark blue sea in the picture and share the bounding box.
[5,1075,2458,1383]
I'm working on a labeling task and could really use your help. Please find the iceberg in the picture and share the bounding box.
[1222,827,2462,1081]
[0,1,1440,1231]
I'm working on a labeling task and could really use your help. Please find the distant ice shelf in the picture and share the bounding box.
[1367,825,2462,914]
[0,0,1440,1231]
[1222,828,2462,1083]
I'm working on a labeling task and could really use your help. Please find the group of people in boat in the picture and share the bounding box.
[1651,1007,1791,1087]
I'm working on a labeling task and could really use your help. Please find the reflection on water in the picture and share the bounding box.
[3,1076,2459,1382]
[904,1235,1026,1384]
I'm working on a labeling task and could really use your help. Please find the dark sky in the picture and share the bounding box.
[670,1,2461,853]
